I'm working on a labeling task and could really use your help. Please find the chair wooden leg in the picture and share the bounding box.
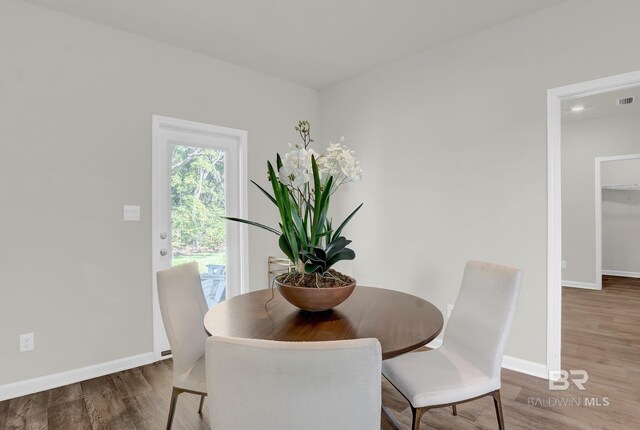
[411,407,427,430]
[198,394,206,414]
[452,405,457,416]
[491,390,505,430]
[166,387,181,430]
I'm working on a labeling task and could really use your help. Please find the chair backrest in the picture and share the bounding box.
[206,336,382,430]
[157,262,208,379]
[442,260,523,378]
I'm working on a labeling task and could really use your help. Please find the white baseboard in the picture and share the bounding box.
[0,345,550,401]
[602,269,640,279]
[562,280,599,290]
[0,352,154,402]
[502,355,548,379]
[427,338,548,380]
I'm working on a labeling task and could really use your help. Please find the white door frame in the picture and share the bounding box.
[546,70,640,377]
[151,115,249,361]
[595,154,640,287]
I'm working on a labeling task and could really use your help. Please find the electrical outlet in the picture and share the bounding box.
[562,260,567,269]
[20,333,34,352]
[447,304,454,319]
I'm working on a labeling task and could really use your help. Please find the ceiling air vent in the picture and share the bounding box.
[617,96,635,106]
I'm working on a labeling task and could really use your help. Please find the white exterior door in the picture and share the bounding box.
[151,115,248,360]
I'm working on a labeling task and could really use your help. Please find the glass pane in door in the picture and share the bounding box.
[170,145,227,308]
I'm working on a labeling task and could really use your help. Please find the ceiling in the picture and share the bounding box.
[562,86,640,123]
[23,0,565,89]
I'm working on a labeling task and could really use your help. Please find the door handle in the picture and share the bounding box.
[160,249,168,256]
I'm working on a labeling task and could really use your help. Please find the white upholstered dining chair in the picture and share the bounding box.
[157,261,209,430]
[206,336,382,430]
[382,260,523,430]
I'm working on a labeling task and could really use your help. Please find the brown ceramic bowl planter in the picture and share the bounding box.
[276,274,357,312]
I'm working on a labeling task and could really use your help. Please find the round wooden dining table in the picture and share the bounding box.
[203,285,443,360]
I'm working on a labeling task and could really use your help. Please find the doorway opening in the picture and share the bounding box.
[547,70,640,376]
[151,116,248,360]
[596,155,640,287]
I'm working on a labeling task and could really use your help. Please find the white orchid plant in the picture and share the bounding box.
[225,121,363,278]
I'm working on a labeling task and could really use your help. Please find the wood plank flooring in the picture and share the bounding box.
[1,275,638,429]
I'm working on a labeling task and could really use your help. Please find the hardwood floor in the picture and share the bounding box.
[1,276,639,429]
[0,360,209,430]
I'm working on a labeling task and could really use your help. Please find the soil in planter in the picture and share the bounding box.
[276,269,354,289]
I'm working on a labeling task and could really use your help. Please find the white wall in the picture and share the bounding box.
[602,158,640,186]
[562,114,640,284]
[602,159,640,275]
[0,0,318,385]
[320,0,640,365]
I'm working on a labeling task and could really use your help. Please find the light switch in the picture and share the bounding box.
[123,205,140,221]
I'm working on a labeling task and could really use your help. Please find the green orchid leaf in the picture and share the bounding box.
[279,234,295,261]
[222,216,280,235]
[289,202,307,248]
[332,203,363,241]
[300,250,324,265]
[277,184,299,260]
[305,263,323,274]
[325,236,352,259]
[326,248,356,267]
[313,247,327,260]
[267,161,279,191]
[317,230,333,238]
[310,155,322,244]
[250,180,277,206]
[311,175,333,245]
[324,219,333,247]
